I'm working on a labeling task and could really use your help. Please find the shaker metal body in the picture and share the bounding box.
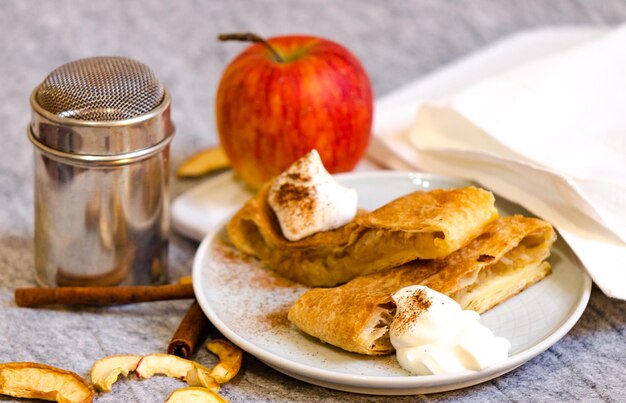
[29,57,174,287]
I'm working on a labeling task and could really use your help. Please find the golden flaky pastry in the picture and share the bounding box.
[227,183,498,286]
[288,216,556,355]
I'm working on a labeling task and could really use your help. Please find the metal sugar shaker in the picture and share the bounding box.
[29,56,174,287]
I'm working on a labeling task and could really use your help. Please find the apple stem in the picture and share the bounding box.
[218,33,285,63]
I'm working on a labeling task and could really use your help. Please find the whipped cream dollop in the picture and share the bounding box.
[390,285,510,376]
[268,149,357,241]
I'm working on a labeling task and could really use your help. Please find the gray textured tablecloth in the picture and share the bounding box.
[1,1,625,402]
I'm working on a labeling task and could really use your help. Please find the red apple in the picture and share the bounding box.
[216,33,373,189]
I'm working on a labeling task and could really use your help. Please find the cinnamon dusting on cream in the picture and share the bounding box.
[267,149,357,241]
[392,288,431,334]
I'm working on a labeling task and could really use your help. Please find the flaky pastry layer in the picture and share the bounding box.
[227,183,498,286]
[288,216,556,355]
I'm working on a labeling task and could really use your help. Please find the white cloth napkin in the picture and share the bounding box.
[371,26,626,300]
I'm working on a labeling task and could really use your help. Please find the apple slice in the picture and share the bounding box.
[135,353,219,391]
[206,340,243,383]
[176,146,230,178]
[165,387,228,403]
[135,353,197,380]
[0,362,94,403]
[177,275,192,285]
[89,354,142,392]
[185,366,219,391]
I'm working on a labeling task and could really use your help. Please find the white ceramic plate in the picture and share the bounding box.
[193,171,591,395]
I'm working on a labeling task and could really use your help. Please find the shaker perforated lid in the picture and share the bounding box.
[29,56,173,158]
[35,56,165,121]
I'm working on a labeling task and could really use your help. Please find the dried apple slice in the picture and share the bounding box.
[89,354,142,392]
[166,387,228,403]
[135,353,196,380]
[177,275,192,285]
[135,353,218,391]
[206,340,243,383]
[0,362,93,403]
[185,366,219,391]
[176,146,230,178]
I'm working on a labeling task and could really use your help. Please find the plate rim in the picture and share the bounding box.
[192,170,592,392]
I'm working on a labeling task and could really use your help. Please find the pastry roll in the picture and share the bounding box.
[227,183,498,286]
[287,216,556,355]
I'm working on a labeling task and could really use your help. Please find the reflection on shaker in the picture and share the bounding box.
[52,155,168,287]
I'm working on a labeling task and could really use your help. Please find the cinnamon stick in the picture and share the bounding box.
[14,284,195,307]
[167,300,211,358]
